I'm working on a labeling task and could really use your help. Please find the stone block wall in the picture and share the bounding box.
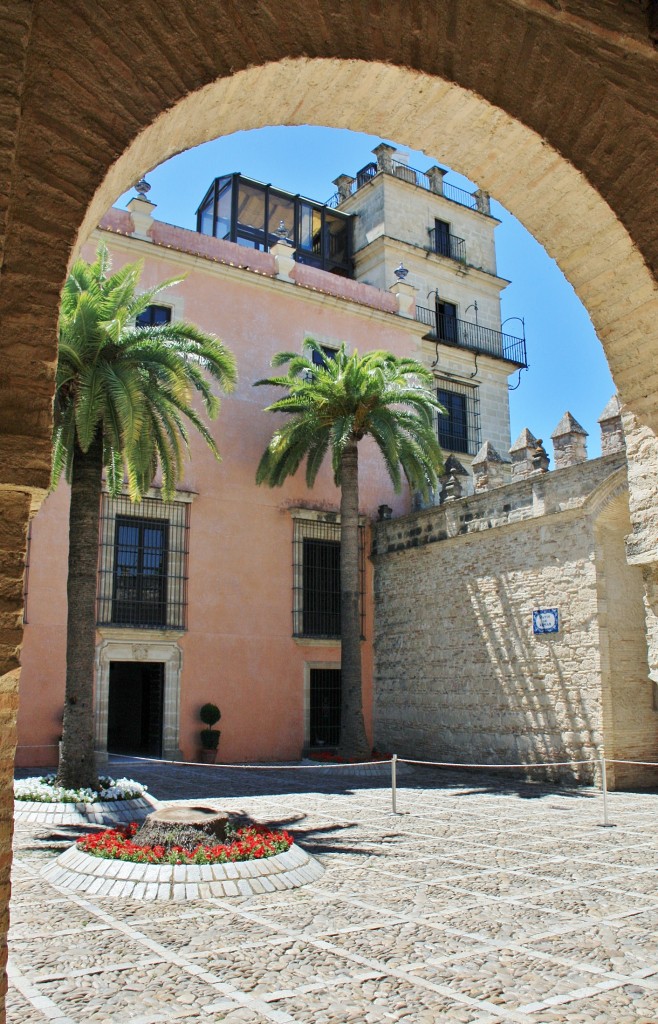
[372,453,658,787]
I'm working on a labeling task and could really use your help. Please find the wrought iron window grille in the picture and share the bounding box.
[436,377,481,456]
[136,304,172,327]
[428,226,466,264]
[97,494,189,630]
[308,668,342,748]
[292,516,365,640]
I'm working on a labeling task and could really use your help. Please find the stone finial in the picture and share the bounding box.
[127,191,156,241]
[389,276,416,319]
[598,394,625,455]
[509,427,538,481]
[551,412,588,469]
[472,441,508,491]
[439,455,469,503]
[474,189,491,215]
[531,439,550,474]
[270,240,297,282]
[426,166,447,195]
[371,142,396,174]
[332,174,355,202]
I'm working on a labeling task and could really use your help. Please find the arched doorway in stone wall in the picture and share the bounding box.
[1,3,657,1018]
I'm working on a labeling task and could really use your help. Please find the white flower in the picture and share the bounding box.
[14,775,147,804]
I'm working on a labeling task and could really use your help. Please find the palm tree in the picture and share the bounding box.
[53,243,237,789]
[255,341,444,759]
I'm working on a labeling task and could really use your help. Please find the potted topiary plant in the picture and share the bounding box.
[199,703,221,764]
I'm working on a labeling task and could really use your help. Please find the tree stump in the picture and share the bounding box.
[132,803,236,851]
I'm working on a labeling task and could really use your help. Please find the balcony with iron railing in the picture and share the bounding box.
[415,307,528,368]
[327,159,482,214]
[427,227,466,264]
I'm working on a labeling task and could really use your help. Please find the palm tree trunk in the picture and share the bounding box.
[57,431,103,790]
[337,439,370,760]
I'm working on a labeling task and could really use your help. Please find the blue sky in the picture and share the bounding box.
[118,126,614,458]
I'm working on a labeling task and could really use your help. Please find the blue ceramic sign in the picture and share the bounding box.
[533,608,559,634]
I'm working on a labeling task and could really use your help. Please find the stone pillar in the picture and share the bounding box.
[509,427,538,481]
[622,410,658,699]
[472,441,508,491]
[642,565,658,691]
[332,174,355,202]
[598,395,625,455]
[270,240,296,283]
[551,412,588,469]
[126,195,156,240]
[426,166,447,195]
[0,487,31,1019]
[371,142,396,174]
[474,189,491,215]
[389,279,416,319]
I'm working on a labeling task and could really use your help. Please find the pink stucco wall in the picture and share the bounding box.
[16,221,422,767]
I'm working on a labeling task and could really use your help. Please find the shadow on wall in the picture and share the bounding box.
[373,514,605,785]
[465,570,601,785]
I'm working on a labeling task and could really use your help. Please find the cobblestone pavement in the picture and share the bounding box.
[8,759,658,1023]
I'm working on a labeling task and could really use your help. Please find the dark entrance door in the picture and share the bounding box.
[309,668,342,747]
[108,661,164,757]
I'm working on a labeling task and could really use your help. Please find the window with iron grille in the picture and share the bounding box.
[310,344,338,368]
[97,494,189,630]
[309,668,342,747]
[136,304,172,327]
[436,378,481,456]
[292,516,365,639]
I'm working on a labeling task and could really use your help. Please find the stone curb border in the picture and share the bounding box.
[41,842,324,900]
[301,759,414,777]
[14,796,156,826]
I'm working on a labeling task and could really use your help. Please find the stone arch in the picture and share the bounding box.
[2,3,657,505]
[2,4,658,1015]
[80,59,657,433]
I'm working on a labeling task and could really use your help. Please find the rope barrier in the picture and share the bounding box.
[397,757,595,769]
[107,752,386,770]
[605,759,658,767]
[20,750,658,829]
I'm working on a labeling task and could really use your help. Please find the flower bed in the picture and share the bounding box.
[77,822,293,865]
[14,774,147,804]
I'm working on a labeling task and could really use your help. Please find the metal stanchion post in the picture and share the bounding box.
[600,757,613,827]
[391,754,397,814]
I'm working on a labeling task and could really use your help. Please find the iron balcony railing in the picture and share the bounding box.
[326,160,480,214]
[427,227,466,264]
[416,306,528,367]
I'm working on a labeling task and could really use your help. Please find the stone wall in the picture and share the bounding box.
[372,453,658,787]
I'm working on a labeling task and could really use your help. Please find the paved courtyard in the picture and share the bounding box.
[8,760,658,1023]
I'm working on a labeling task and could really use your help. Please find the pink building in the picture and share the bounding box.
[16,146,524,767]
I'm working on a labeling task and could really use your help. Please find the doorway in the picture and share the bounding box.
[107,661,164,757]
[309,668,342,748]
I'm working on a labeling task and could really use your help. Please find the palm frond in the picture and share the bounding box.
[255,338,444,498]
[52,243,235,502]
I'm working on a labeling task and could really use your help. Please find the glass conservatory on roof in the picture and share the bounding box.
[195,174,353,277]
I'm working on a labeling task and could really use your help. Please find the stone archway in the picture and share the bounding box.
[1,2,657,1017]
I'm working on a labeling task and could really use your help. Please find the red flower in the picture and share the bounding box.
[76,823,293,865]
